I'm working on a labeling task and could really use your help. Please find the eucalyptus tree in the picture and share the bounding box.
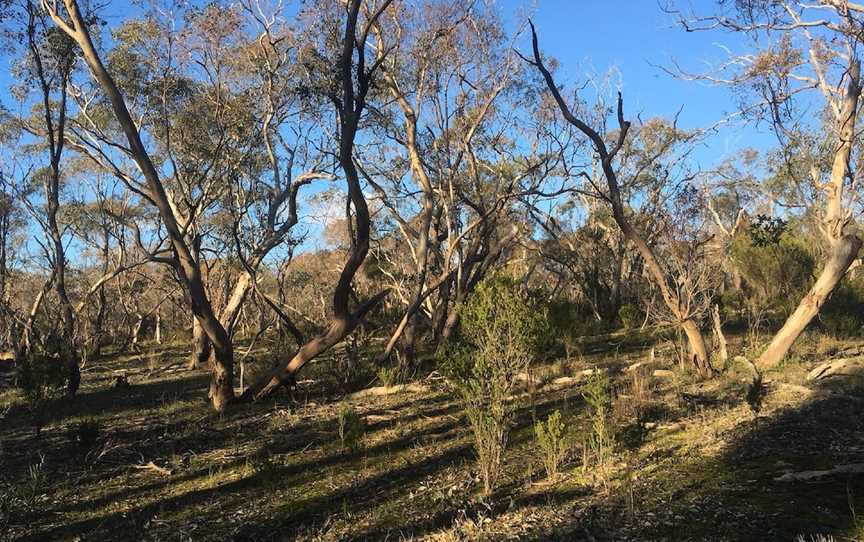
[527,26,717,376]
[42,0,248,410]
[360,2,558,367]
[672,0,864,368]
[212,0,333,357]
[245,0,395,399]
[3,0,81,393]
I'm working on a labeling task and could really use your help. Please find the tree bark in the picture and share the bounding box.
[189,317,212,369]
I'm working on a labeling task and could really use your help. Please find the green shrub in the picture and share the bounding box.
[821,278,864,338]
[376,365,401,388]
[19,353,68,404]
[617,304,641,330]
[730,228,815,321]
[441,274,545,494]
[18,340,77,433]
[581,371,614,469]
[546,298,607,355]
[72,418,101,453]
[534,409,572,480]
[337,405,365,452]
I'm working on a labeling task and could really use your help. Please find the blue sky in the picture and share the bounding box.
[507,0,778,164]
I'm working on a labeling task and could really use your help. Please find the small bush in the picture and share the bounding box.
[618,304,641,330]
[730,227,815,324]
[534,409,572,480]
[581,371,614,470]
[376,365,400,387]
[337,405,365,452]
[18,342,76,433]
[441,275,544,494]
[19,354,68,404]
[821,278,864,338]
[0,454,47,539]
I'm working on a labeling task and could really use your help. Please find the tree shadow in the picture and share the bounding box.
[536,386,864,541]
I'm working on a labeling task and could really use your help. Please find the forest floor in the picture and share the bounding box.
[2,330,864,541]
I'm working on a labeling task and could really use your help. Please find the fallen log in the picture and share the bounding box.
[774,463,864,482]
[806,357,864,381]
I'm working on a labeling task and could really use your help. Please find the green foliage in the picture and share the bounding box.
[534,409,573,480]
[546,298,607,355]
[18,338,77,433]
[821,277,864,338]
[581,371,614,469]
[376,365,401,388]
[440,274,545,494]
[337,405,365,452]
[729,227,815,320]
[618,304,642,330]
[0,454,46,537]
[749,214,788,247]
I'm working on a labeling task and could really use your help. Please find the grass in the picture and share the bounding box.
[1,334,863,541]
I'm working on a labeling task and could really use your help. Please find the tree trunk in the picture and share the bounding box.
[758,235,862,368]
[681,318,712,378]
[757,60,862,368]
[530,25,714,377]
[189,317,212,369]
[45,0,236,411]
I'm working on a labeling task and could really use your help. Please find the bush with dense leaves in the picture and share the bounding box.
[440,274,545,494]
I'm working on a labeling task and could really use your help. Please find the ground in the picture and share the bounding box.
[1,331,864,541]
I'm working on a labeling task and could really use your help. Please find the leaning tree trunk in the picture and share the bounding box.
[758,235,861,367]
[757,60,862,369]
[528,24,714,377]
[243,0,392,400]
[44,0,236,411]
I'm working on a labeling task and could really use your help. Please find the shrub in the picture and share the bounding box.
[0,454,47,539]
[534,409,572,480]
[821,278,864,338]
[581,371,614,470]
[18,340,77,433]
[337,405,365,452]
[546,299,592,356]
[376,365,400,388]
[440,274,544,494]
[618,304,641,330]
[730,228,815,324]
